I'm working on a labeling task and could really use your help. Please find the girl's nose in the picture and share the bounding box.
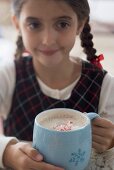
[41,28,57,46]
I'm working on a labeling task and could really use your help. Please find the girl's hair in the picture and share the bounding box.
[12,0,97,62]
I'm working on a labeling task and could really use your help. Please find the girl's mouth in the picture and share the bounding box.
[39,49,59,56]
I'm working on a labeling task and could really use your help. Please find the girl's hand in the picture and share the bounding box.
[3,141,64,170]
[92,117,114,153]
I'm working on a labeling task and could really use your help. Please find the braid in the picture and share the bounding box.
[15,35,24,59]
[80,18,97,62]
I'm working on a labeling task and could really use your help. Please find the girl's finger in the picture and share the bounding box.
[92,134,110,145]
[92,117,114,128]
[92,125,114,140]
[92,141,106,153]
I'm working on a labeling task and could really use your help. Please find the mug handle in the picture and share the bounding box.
[87,112,100,120]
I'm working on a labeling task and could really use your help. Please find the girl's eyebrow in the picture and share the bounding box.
[25,16,72,22]
[25,17,39,22]
[54,16,72,20]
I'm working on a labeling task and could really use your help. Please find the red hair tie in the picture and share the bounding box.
[91,54,104,69]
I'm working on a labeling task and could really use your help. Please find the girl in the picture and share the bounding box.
[0,0,114,169]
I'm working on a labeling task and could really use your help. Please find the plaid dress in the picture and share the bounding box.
[3,57,107,141]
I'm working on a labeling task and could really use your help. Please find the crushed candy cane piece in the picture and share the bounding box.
[53,121,73,131]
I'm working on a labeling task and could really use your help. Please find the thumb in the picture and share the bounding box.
[29,147,43,162]
[19,142,43,161]
[32,148,43,161]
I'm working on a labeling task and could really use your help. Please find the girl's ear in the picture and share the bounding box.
[11,15,20,31]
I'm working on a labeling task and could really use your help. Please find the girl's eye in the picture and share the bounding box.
[27,22,41,30]
[56,21,70,30]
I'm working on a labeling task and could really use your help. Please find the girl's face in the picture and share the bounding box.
[13,0,84,67]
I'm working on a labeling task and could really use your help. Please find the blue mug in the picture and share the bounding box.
[33,108,99,170]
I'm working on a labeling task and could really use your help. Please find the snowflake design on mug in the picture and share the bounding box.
[69,148,86,166]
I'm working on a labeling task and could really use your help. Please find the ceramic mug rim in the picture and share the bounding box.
[35,108,90,133]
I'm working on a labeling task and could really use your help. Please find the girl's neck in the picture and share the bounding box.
[33,58,81,90]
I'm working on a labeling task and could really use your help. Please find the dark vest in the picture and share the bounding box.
[3,57,107,141]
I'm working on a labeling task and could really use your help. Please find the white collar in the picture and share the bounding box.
[37,76,80,100]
